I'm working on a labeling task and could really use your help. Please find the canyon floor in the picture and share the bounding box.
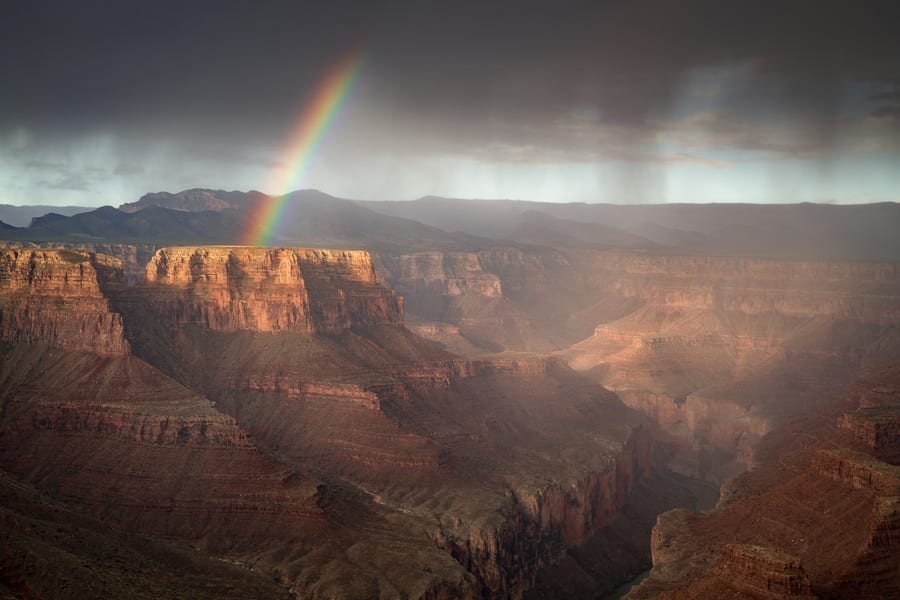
[1,191,899,598]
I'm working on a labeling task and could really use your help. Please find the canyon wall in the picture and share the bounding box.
[2,241,157,283]
[0,245,670,599]
[629,366,900,599]
[378,247,900,486]
[143,246,402,333]
[559,252,900,484]
[377,247,590,353]
[390,252,503,298]
[0,249,129,356]
[379,248,900,355]
[575,252,900,322]
[7,244,896,598]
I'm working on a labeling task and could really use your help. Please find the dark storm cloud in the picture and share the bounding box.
[22,159,69,171]
[37,173,91,192]
[114,162,145,176]
[872,84,900,119]
[4,1,899,128]
[1,0,899,186]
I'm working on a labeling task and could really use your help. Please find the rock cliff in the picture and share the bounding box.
[0,245,671,599]
[559,251,900,483]
[654,544,817,599]
[360,247,900,596]
[377,247,592,354]
[391,252,503,298]
[152,318,657,597]
[627,365,900,599]
[2,241,158,283]
[143,246,402,333]
[0,249,129,356]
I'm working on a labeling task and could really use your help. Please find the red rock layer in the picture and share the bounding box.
[575,252,900,323]
[0,244,735,598]
[0,249,129,356]
[628,366,900,600]
[2,241,158,284]
[813,448,900,495]
[555,252,900,487]
[377,247,582,354]
[143,313,655,597]
[391,252,503,297]
[0,470,296,600]
[143,246,402,333]
[657,544,817,599]
[0,345,323,537]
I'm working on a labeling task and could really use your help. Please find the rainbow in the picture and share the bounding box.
[243,50,366,246]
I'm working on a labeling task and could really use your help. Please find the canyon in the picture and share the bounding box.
[1,191,899,598]
[0,247,659,598]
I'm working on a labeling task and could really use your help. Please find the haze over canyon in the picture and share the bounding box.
[0,188,897,599]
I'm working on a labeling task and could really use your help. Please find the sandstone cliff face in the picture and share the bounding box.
[430,426,654,597]
[380,248,900,357]
[576,252,900,323]
[377,247,588,354]
[134,295,658,599]
[813,448,900,495]
[629,366,900,600]
[17,399,251,446]
[392,252,503,298]
[0,249,129,356]
[0,246,669,598]
[17,243,896,598]
[558,252,900,486]
[2,241,157,284]
[662,544,818,599]
[143,247,402,333]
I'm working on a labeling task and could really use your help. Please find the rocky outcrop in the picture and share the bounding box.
[145,300,657,598]
[629,369,900,600]
[391,252,503,298]
[1,241,157,283]
[682,544,817,599]
[837,409,900,456]
[614,390,768,483]
[377,247,587,354]
[813,449,900,495]
[429,425,653,597]
[575,252,900,323]
[0,249,129,356]
[558,252,900,488]
[10,242,898,598]
[17,401,251,446]
[380,248,900,356]
[143,246,402,333]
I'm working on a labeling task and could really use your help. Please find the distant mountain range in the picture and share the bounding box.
[2,189,899,261]
[360,196,900,261]
[0,204,94,227]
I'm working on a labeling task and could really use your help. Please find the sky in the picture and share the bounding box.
[1,0,899,206]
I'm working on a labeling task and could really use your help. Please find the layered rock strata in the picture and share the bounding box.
[0,249,129,356]
[557,252,900,484]
[1,245,666,599]
[627,366,900,599]
[160,322,656,596]
[0,251,464,598]
[377,247,586,354]
[144,246,402,333]
[656,544,817,599]
[2,241,157,283]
